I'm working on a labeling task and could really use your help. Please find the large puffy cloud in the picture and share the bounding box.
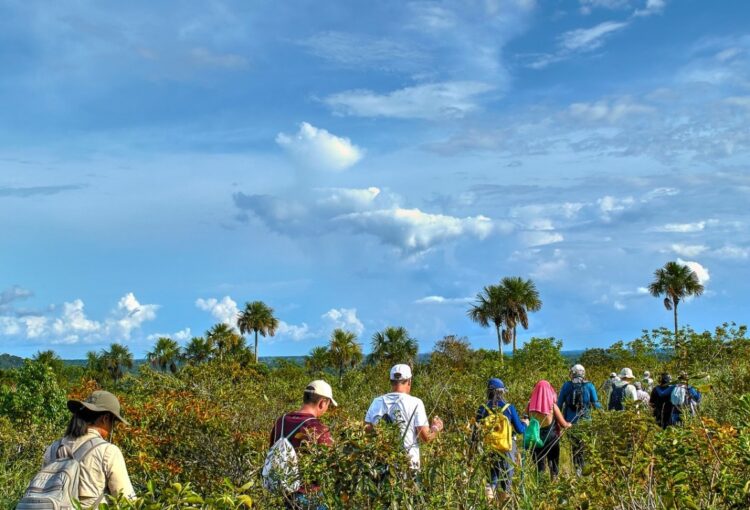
[321,308,365,336]
[276,122,363,171]
[334,207,494,252]
[195,296,239,327]
[324,81,495,120]
[0,292,158,344]
[235,187,500,254]
[676,258,710,285]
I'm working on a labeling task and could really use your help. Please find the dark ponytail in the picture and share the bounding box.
[65,406,109,438]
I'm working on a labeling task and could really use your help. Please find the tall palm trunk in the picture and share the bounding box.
[495,323,504,365]
[254,330,259,364]
[339,363,344,384]
[673,300,681,360]
[512,326,517,354]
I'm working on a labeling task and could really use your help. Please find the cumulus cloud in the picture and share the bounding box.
[597,195,636,221]
[530,257,569,280]
[195,296,239,327]
[235,187,501,254]
[321,308,365,336]
[276,321,312,341]
[676,258,710,285]
[0,292,158,343]
[324,81,494,120]
[335,207,494,252]
[276,122,363,171]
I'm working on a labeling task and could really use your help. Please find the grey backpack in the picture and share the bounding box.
[17,437,108,510]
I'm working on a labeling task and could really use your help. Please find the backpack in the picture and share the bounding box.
[568,381,585,414]
[262,415,314,493]
[17,437,107,510]
[480,404,513,453]
[670,384,696,416]
[523,417,544,449]
[608,385,627,411]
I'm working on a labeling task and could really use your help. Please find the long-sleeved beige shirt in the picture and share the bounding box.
[43,429,136,507]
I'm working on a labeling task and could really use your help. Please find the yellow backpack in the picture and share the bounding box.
[481,404,513,453]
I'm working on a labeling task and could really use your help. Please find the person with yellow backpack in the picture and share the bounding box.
[474,378,528,501]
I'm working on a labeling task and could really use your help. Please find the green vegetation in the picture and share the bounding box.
[2,266,747,508]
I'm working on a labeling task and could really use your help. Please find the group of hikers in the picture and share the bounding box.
[16,363,703,510]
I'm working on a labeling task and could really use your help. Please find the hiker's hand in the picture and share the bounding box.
[521,418,529,426]
[562,421,572,429]
[431,416,444,432]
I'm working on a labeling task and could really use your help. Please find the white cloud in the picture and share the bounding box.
[520,231,564,247]
[414,295,473,305]
[713,244,750,260]
[0,285,33,306]
[561,21,629,52]
[276,321,312,342]
[570,99,654,123]
[147,328,192,342]
[321,308,365,336]
[299,31,426,71]
[597,195,635,221]
[670,243,708,257]
[108,293,159,340]
[316,187,383,212]
[0,293,158,343]
[324,81,494,120]
[195,296,239,327]
[276,122,363,171]
[634,0,666,17]
[335,207,494,252]
[530,257,568,280]
[676,258,710,285]
[651,221,710,233]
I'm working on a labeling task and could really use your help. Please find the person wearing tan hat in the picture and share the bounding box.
[269,380,337,509]
[607,368,638,411]
[40,390,135,507]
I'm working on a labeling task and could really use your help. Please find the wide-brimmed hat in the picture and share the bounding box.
[619,368,635,381]
[67,390,129,425]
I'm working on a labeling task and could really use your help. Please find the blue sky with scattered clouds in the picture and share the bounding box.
[2,0,749,358]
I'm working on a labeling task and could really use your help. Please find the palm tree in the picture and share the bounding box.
[648,261,705,356]
[237,301,279,364]
[497,276,542,354]
[328,329,363,383]
[147,337,181,373]
[32,350,64,374]
[467,284,507,363]
[305,346,330,374]
[370,326,418,367]
[205,323,243,360]
[100,343,133,383]
[185,336,214,364]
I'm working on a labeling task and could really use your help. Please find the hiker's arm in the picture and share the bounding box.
[556,383,567,410]
[417,419,443,443]
[104,445,136,500]
[552,404,571,429]
[508,406,526,434]
[589,384,602,409]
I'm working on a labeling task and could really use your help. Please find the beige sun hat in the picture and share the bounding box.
[619,368,635,381]
[67,390,129,425]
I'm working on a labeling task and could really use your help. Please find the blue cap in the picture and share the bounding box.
[488,378,505,390]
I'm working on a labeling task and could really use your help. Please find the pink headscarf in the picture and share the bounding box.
[528,380,557,415]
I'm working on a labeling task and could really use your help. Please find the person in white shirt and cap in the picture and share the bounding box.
[364,364,443,470]
[608,368,638,411]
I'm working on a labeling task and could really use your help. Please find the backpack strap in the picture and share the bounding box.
[285,417,315,441]
[499,404,510,414]
[72,437,108,462]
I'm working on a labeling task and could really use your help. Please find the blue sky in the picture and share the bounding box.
[2,0,749,359]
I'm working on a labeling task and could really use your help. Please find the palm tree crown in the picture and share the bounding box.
[467,284,507,361]
[496,276,542,354]
[185,336,214,364]
[370,326,418,367]
[100,343,133,383]
[147,337,181,373]
[206,323,244,359]
[328,329,363,382]
[648,261,705,351]
[237,301,279,364]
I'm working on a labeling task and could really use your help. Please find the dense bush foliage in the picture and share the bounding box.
[1,323,749,509]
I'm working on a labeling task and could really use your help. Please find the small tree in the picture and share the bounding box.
[467,285,507,363]
[432,335,473,369]
[147,337,182,373]
[237,301,279,364]
[328,329,363,383]
[305,346,331,374]
[100,343,134,383]
[370,326,418,367]
[648,261,704,358]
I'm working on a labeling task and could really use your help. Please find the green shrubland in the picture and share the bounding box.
[1,323,750,509]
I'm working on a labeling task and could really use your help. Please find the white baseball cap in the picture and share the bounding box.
[390,364,412,381]
[306,380,338,407]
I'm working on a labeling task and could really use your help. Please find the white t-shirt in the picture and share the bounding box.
[365,392,429,469]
